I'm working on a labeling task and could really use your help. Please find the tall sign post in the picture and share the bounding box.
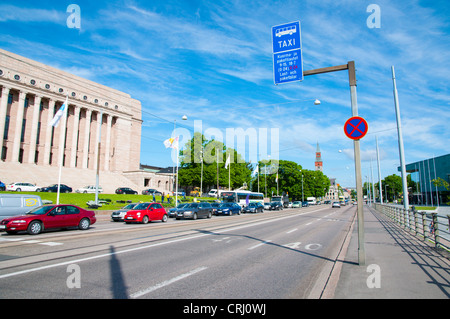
[271,21,366,265]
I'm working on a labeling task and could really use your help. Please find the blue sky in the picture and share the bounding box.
[1,0,449,188]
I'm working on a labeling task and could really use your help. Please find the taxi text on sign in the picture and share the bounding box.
[272,21,303,84]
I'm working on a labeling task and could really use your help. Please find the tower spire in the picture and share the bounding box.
[315,142,323,172]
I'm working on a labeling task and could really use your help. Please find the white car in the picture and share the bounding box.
[75,185,103,193]
[6,182,41,192]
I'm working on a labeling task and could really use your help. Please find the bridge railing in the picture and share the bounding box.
[373,203,450,252]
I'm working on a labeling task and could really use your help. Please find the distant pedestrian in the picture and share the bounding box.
[152,193,156,202]
[162,192,165,203]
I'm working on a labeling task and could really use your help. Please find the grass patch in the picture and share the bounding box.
[414,206,437,211]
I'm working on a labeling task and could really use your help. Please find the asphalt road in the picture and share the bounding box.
[0,204,356,299]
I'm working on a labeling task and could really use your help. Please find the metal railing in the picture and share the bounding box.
[373,204,450,252]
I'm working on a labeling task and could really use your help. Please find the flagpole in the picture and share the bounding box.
[56,95,69,205]
[175,143,178,208]
[229,161,231,190]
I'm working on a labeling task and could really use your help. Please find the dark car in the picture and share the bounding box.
[168,203,188,218]
[243,202,264,213]
[111,203,138,222]
[302,201,309,207]
[176,202,212,220]
[216,202,241,216]
[269,202,283,210]
[0,204,96,235]
[142,188,162,196]
[41,184,72,193]
[115,187,138,195]
[210,202,221,215]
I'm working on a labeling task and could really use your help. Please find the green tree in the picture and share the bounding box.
[178,133,252,193]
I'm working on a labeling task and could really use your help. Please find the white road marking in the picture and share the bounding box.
[129,267,208,299]
[286,228,297,234]
[248,240,272,250]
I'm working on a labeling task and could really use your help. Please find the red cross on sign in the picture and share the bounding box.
[344,116,368,140]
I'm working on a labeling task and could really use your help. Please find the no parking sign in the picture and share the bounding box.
[344,116,368,140]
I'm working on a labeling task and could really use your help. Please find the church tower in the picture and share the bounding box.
[315,142,323,172]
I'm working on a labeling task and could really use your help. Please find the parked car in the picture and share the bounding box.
[168,203,188,218]
[302,201,309,207]
[115,187,137,195]
[216,202,241,216]
[41,184,72,193]
[111,203,138,222]
[6,182,41,192]
[124,202,168,224]
[292,201,302,208]
[263,202,271,210]
[176,202,212,220]
[76,185,103,194]
[243,202,264,213]
[0,204,96,235]
[142,188,162,195]
[269,202,283,210]
[0,194,43,220]
[0,181,5,191]
[210,202,221,215]
[332,202,341,208]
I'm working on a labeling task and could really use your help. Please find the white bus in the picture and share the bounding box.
[275,25,297,37]
[221,190,264,207]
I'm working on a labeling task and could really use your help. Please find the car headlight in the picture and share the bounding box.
[11,220,26,224]
[185,211,192,215]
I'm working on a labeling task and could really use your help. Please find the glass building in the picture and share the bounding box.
[401,154,450,206]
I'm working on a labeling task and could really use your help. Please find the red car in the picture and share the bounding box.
[124,202,168,224]
[0,205,96,235]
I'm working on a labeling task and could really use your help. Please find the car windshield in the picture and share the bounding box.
[123,203,137,209]
[220,203,233,208]
[185,203,199,208]
[248,203,257,207]
[133,203,150,210]
[177,203,188,208]
[26,205,55,215]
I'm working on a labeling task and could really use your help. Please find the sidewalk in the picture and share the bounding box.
[332,205,450,299]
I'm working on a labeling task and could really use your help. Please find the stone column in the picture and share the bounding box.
[11,91,27,162]
[0,86,11,145]
[70,105,81,168]
[82,109,92,169]
[104,114,112,171]
[43,99,56,165]
[27,94,42,164]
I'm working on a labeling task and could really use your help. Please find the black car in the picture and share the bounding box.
[302,201,309,207]
[269,202,283,210]
[243,202,264,213]
[168,203,188,218]
[176,202,212,220]
[142,188,162,195]
[115,187,138,195]
[41,184,72,193]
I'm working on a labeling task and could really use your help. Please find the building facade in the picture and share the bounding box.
[0,49,142,173]
[403,154,450,206]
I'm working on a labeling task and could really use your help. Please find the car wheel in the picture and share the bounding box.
[16,188,21,192]
[161,214,168,222]
[78,218,90,230]
[27,221,42,235]
[207,212,212,219]
[142,215,149,224]
[192,213,197,220]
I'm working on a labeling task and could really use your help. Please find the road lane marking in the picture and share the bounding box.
[129,267,208,299]
[286,228,298,234]
[248,240,272,250]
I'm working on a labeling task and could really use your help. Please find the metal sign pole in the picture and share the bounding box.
[303,61,365,265]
